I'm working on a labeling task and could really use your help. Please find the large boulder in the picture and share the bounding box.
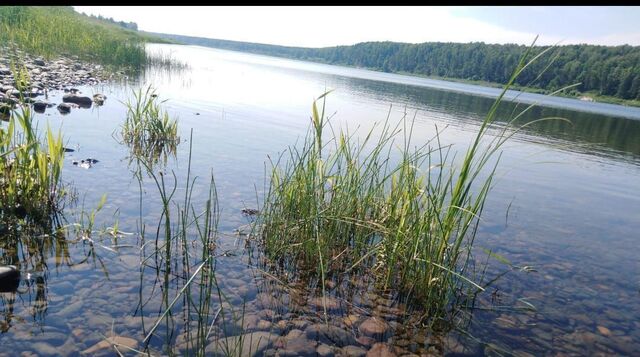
[63,93,92,108]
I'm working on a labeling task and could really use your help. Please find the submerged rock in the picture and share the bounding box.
[62,93,92,108]
[81,336,139,355]
[308,296,341,311]
[305,323,356,346]
[241,208,260,216]
[0,265,20,293]
[205,331,278,357]
[33,100,49,113]
[57,102,71,114]
[358,318,389,339]
[93,93,107,105]
[366,343,397,357]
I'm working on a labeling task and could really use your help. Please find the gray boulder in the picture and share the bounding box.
[63,94,92,108]
[33,100,49,112]
[57,102,72,114]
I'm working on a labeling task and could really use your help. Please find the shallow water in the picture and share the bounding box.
[1,43,639,356]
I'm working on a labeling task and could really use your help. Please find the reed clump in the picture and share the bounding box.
[121,86,179,164]
[0,105,66,223]
[258,45,548,321]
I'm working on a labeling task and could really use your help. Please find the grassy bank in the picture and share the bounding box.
[0,6,169,70]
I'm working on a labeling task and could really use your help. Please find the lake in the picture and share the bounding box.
[1,43,639,356]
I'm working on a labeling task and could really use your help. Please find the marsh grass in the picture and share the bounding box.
[0,7,148,70]
[121,85,179,165]
[258,40,563,323]
[0,103,66,223]
[130,131,253,356]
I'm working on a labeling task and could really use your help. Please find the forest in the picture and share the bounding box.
[151,32,640,101]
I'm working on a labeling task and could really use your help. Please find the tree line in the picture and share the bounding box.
[152,33,640,101]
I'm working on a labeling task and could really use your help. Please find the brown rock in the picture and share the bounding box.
[308,296,341,311]
[358,317,389,338]
[367,343,396,357]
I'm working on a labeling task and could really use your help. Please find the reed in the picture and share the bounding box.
[258,41,550,322]
[121,85,179,165]
[0,103,66,223]
[0,6,149,70]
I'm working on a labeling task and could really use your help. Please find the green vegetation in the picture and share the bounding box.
[154,32,640,104]
[0,6,168,70]
[134,133,228,356]
[258,44,549,322]
[121,86,179,164]
[0,105,66,223]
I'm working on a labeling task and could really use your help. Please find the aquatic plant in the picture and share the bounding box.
[121,85,179,165]
[258,40,558,323]
[0,104,66,223]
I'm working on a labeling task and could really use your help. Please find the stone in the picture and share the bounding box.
[317,343,335,357]
[343,314,359,327]
[342,345,367,357]
[205,331,278,357]
[305,323,356,346]
[62,94,92,108]
[33,100,48,112]
[358,318,389,338]
[0,265,20,292]
[256,319,272,330]
[366,343,397,357]
[57,103,72,114]
[34,59,46,66]
[30,343,59,356]
[597,325,612,336]
[278,336,317,356]
[308,296,341,311]
[93,93,107,105]
[81,336,139,354]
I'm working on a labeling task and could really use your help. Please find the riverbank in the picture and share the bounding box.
[413,73,640,108]
[0,47,114,116]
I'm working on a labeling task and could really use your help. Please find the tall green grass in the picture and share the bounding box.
[258,41,554,322]
[0,105,66,223]
[121,86,179,165]
[0,7,148,69]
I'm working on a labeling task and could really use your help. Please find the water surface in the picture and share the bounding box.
[1,43,639,356]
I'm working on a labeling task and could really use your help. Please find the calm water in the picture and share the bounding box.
[1,44,639,356]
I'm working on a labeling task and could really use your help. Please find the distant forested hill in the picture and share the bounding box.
[149,32,640,102]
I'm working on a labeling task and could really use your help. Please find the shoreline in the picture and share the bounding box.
[0,47,113,115]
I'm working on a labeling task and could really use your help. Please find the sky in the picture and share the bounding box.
[73,6,640,48]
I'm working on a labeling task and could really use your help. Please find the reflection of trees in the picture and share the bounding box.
[337,76,640,160]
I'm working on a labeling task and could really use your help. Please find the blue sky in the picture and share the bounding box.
[74,6,640,47]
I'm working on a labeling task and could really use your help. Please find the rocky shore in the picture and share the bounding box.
[0,46,111,116]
